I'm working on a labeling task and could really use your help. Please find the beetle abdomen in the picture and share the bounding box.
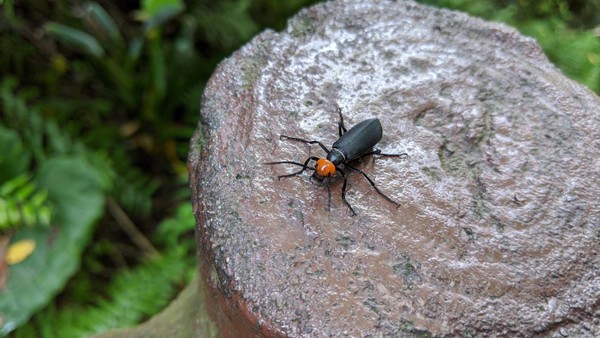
[332,118,383,161]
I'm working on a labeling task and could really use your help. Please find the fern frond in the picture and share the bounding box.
[0,174,53,231]
[110,158,159,216]
[14,251,195,338]
[13,203,196,337]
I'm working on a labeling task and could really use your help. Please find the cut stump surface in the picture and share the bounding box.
[189,0,600,336]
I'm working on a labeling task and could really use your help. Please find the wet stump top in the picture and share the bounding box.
[188,0,600,336]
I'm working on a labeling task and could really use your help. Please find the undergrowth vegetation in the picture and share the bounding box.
[0,0,597,336]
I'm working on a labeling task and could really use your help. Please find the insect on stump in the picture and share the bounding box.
[265,108,407,215]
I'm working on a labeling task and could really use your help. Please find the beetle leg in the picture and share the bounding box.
[263,160,307,166]
[264,156,318,179]
[337,168,357,216]
[374,148,408,158]
[349,149,408,163]
[344,163,400,208]
[279,135,330,154]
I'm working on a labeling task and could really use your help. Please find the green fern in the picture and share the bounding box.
[1,77,156,217]
[109,155,159,215]
[0,174,53,231]
[13,203,196,337]
[0,78,115,193]
[13,252,194,338]
[0,78,87,163]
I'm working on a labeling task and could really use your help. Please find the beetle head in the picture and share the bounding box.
[311,158,335,183]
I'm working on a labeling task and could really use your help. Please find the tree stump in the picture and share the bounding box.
[188,0,600,336]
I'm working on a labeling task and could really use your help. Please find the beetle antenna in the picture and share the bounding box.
[264,157,318,180]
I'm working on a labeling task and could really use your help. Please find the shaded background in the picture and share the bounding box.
[0,0,598,336]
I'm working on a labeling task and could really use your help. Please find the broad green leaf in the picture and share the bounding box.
[0,156,106,335]
[150,34,166,105]
[44,23,105,57]
[140,0,184,32]
[83,2,124,46]
[127,37,145,64]
[141,0,184,18]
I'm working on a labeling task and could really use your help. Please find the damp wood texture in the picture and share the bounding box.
[188,0,600,336]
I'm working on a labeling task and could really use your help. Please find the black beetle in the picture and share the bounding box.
[265,107,407,215]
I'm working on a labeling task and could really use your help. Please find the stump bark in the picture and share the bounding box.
[188,0,600,336]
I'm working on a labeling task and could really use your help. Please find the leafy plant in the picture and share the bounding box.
[42,0,200,177]
[0,127,30,185]
[12,204,196,338]
[0,0,319,336]
[0,79,109,336]
[0,157,107,336]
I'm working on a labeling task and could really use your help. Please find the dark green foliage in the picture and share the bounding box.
[0,156,107,336]
[0,79,109,234]
[12,204,196,338]
[35,253,185,337]
[13,258,184,337]
[0,76,112,335]
[0,126,30,184]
